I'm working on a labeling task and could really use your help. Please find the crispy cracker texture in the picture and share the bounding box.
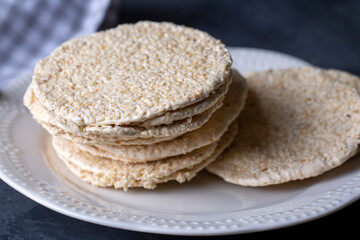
[30,21,232,133]
[24,72,234,142]
[74,70,247,162]
[53,122,238,191]
[207,66,360,186]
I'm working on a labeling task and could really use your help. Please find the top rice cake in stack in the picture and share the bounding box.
[24,21,247,190]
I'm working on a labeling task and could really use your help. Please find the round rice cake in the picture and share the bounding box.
[24,72,231,141]
[75,70,247,162]
[52,122,238,190]
[207,67,360,186]
[25,85,224,141]
[30,21,232,135]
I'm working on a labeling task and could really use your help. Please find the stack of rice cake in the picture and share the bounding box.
[24,21,248,190]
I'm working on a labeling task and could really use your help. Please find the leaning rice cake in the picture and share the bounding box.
[207,67,360,186]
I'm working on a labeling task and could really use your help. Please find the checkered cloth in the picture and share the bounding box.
[0,0,113,91]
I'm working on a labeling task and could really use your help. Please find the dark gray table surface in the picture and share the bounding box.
[1,0,359,239]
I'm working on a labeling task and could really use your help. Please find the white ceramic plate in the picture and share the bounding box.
[0,47,359,236]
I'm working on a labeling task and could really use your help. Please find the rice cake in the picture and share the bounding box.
[53,122,238,190]
[24,71,232,141]
[25,85,224,141]
[30,21,232,136]
[207,67,360,186]
[75,70,247,161]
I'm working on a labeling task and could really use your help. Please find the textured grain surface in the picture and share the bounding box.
[324,69,360,93]
[137,74,231,127]
[26,70,231,132]
[25,85,224,141]
[31,21,232,133]
[207,67,360,186]
[24,84,188,143]
[52,122,237,190]
[75,70,247,161]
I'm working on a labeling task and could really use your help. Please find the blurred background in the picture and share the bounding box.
[0,0,359,239]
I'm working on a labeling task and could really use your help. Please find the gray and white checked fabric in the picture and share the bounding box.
[0,0,112,91]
